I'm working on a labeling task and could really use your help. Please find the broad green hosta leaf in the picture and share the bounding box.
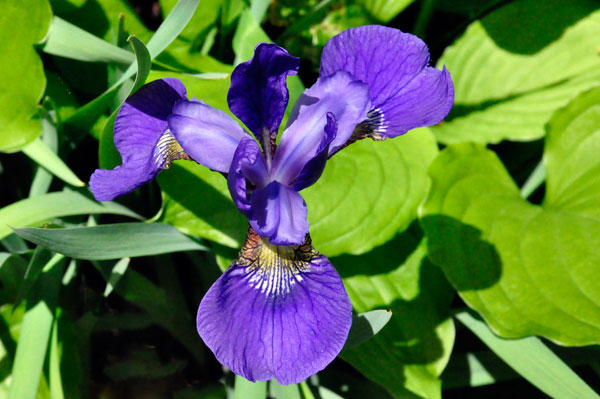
[433,0,600,144]
[358,0,414,22]
[0,0,52,152]
[421,87,600,345]
[305,128,438,256]
[158,162,247,248]
[337,229,455,399]
[344,310,393,349]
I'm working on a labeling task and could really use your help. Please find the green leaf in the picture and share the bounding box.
[270,380,301,399]
[99,34,152,168]
[103,348,187,381]
[0,0,52,152]
[158,162,247,248]
[433,0,600,144]
[343,310,392,349]
[232,8,269,65]
[43,16,135,64]
[69,0,198,156]
[0,190,141,240]
[421,87,600,345]
[49,317,65,399]
[305,128,438,256]
[159,0,223,43]
[14,223,207,260]
[98,0,200,168]
[22,138,85,187]
[29,109,59,197]
[337,228,455,399]
[455,310,599,399]
[112,268,203,361]
[145,0,200,58]
[103,257,130,296]
[358,0,414,22]
[250,0,270,23]
[234,375,266,399]
[8,253,66,399]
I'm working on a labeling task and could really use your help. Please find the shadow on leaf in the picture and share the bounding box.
[421,214,502,291]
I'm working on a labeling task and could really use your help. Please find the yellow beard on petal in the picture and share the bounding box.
[153,129,190,169]
[238,228,315,296]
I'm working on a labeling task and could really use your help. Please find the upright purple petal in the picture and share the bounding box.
[320,25,454,138]
[228,138,269,216]
[272,71,370,184]
[197,229,352,384]
[168,100,250,173]
[228,43,300,143]
[293,113,337,191]
[249,181,309,246]
[89,78,187,201]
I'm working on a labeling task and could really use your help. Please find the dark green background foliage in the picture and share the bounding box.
[1,0,600,398]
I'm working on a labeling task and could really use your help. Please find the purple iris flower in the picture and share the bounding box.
[90,25,453,384]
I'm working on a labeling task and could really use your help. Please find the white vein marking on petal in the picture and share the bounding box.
[153,129,188,169]
[352,108,387,141]
[238,232,312,297]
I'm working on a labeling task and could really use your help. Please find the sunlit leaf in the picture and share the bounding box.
[43,16,135,64]
[0,0,52,152]
[22,137,85,187]
[344,310,392,349]
[234,375,266,399]
[433,0,600,144]
[305,128,438,256]
[358,0,414,22]
[337,227,455,399]
[8,253,66,399]
[421,87,600,345]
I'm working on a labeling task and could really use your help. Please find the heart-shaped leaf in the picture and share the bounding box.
[433,0,600,144]
[0,0,52,152]
[305,128,438,256]
[336,226,455,399]
[421,87,600,345]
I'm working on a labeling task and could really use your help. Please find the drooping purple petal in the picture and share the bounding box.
[272,71,370,184]
[167,100,250,173]
[197,229,353,384]
[320,25,454,138]
[227,138,269,216]
[228,43,300,143]
[249,181,309,245]
[293,113,337,191]
[89,78,187,201]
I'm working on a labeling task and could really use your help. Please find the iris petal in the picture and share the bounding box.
[249,181,309,246]
[89,78,186,201]
[320,25,454,138]
[228,43,300,143]
[293,113,337,191]
[168,100,250,172]
[197,229,352,384]
[228,137,269,215]
[272,71,370,184]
